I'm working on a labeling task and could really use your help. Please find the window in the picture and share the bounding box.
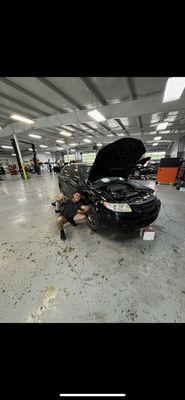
[64,154,75,162]
[144,151,166,160]
[82,152,96,163]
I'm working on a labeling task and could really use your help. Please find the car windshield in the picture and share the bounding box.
[79,165,92,183]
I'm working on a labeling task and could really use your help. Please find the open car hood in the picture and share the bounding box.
[88,138,146,182]
[137,156,151,166]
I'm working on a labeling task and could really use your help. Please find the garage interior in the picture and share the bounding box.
[0,77,185,322]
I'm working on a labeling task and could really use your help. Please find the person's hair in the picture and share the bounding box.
[74,191,83,196]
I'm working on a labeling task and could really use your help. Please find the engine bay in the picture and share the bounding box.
[94,181,153,203]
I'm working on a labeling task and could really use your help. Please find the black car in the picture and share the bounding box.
[130,157,157,179]
[58,138,161,231]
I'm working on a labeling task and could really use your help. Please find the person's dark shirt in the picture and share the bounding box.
[61,199,84,219]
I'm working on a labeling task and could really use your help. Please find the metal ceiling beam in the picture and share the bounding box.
[80,77,117,136]
[80,77,108,106]
[0,91,49,116]
[0,102,37,119]
[37,78,104,137]
[0,78,66,114]
[126,77,143,134]
[1,93,185,138]
[37,77,84,110]
[115,118,126,130]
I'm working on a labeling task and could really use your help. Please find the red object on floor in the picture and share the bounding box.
[156,167,178,183]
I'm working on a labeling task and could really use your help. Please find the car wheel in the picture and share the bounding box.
[133,170,140,179]
[58,182,63,192]
[86,205,100,232]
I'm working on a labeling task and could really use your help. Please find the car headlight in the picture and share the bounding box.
[103,202,132,212]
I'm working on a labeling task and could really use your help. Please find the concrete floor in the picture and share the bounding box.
[0,173,185,323]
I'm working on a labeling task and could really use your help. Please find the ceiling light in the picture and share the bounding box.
[39,145,48,148]
[11,114,34,124]
[107,133,114,137]
[120,117,129,126]
[152,143,158,146]
[45,152,51,154]
[151,113,160,124]
[29,134,42,139]
[97,143,102,147]
[58,147,64,151]
[83,138,92,143]
[1,145,13,149]
[159,130,171,134]
[163,77,185,102]
[70,149,75,152]
[117,133,125,137]
[154,136,162,141]
[11,153,16,156]
[56,140,64,144]
[149,131,157,134]
[69,143,78,147]
[157,122,168,131]
[87,109,106,122]
[59,131,72,137]
[0,127,2,129]
[166,111,178,122]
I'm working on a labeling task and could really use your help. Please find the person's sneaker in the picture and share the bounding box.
[68,218,77,226]
[60,230,66,240]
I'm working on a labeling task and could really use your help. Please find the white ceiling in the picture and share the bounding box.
[0,77,185,157]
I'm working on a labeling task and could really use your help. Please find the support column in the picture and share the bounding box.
[170,140,179,158]
[11,134,27,180]
[66,144,70,164]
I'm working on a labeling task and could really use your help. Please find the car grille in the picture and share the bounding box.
[131,198,157,216]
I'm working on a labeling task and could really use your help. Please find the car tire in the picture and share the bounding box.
[86,205,101,232]
[133,170,140,179]
[58,182,63,193]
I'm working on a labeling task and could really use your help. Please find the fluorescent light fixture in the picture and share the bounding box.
[151,113,160,124]
[56,140,64,144]
[11,114,34,124]
[29,134,42,139]
[0,127,2,129]
[157,122,168,131]
[157,130,170,134]
[83,138,92,143]
[88,109,106,122]
[70,149,75,152]
[149,131,157,134]
[107,133,114,137]
[97,143,102,147]
[166,111,178,122]
[45,152,51,154]
[154,136,161,141]
[39,145,48,148]
[117,133,125,136]
[163,77,185,102]
[28,148,37,151]
[120,117,129,126]
[69,143,78,147]
[152,142,158,146]
[11,153,16,156]
[1,145,13,149]
[59,131,72,137]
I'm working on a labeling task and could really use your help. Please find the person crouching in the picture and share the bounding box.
[55,192,90,241]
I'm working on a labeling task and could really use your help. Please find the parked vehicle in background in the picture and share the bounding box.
[58,138,161,232]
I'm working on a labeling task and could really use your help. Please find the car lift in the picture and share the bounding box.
[11,138,39,179]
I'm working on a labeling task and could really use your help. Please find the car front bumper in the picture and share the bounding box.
[97,198,161,231]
